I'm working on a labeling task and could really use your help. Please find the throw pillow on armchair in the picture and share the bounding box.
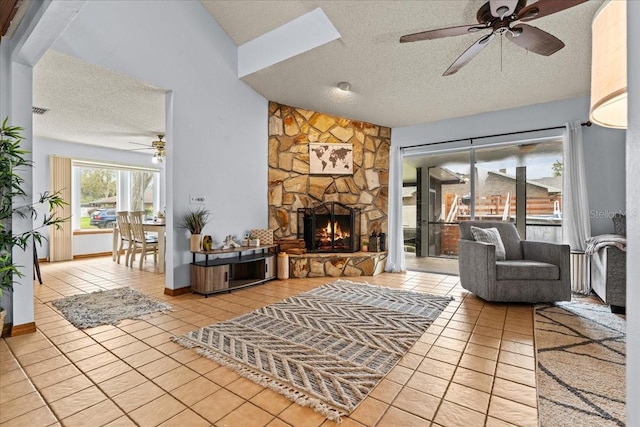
[612,213,626,236]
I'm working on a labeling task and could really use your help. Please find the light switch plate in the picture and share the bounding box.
[189,194,206,204]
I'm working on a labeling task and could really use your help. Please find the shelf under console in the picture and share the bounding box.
[190,245,277,297]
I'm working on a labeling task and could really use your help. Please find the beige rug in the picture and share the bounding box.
[52,287,172,329]
[172,280,451,421]
[536,301,626,427]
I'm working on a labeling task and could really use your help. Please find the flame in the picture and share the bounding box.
[321,220,349,240]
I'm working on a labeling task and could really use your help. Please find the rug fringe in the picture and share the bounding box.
[171,336,345,423]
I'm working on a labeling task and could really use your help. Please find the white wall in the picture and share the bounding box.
[47,0,268,289]
[32,137,157,258]
[394,96,626,236]
[626,2,639,425]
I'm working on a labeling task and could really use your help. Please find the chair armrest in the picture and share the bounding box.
[521,241,570,267]
[521,240,570,284]
[458,239,496,298]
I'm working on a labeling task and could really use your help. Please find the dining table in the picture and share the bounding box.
[113,222,166,273]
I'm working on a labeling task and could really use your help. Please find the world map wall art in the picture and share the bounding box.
[309,143,353,175]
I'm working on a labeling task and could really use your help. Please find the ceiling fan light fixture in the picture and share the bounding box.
[152,150,165,164]
[151,135,166,164]
[589,0,627,129]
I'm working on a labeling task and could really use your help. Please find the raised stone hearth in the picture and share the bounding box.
[289,252,387,278]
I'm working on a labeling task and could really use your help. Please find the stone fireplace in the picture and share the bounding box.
[297,202,361,252]
[268,102,390,245]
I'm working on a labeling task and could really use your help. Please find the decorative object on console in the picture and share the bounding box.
[222,235,242,250]
[251,229,274,245]
[180,207,210,252]
[202,235,213,251]
[361,240,369,252]
[248,235,260,247]
[309,142,353,175]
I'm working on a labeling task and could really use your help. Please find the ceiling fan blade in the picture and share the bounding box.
[517,0,589,22]
[129,147,153,151]
[506,24,564,56]
[128,141,150,147]
[400,24,489,43]
[490,0,519,18]
[443,33,496,76]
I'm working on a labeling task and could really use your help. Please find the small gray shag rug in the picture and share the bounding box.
[52,287,172,329]
[536,301,626,427]
[172,280,452,421]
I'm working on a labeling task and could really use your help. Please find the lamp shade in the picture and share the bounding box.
[589,0,627,129]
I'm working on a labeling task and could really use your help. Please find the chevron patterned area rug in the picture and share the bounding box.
[536,301,626,427]
[172,280,451,421]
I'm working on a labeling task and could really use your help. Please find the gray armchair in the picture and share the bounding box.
[458,221,571,303]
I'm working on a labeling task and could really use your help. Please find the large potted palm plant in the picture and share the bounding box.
[1,118,67,330]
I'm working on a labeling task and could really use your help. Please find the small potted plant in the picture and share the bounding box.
[361,239,369,252]
[248,233,260,247]
[180,207,210,252]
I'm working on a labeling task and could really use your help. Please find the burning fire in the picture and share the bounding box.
[320,220,350,240]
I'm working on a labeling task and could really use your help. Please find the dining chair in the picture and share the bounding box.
[115,211,133,266]
[128,211,158,269]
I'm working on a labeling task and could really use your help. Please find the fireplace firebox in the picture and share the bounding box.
[297,202,361,252]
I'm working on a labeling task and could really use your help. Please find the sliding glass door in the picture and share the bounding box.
[402,139,563,272]
[474,141,563,242]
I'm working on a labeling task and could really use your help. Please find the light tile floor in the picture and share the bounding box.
[1,257,541,426]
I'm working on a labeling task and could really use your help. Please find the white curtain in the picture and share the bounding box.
[563,120,591,293]
[385,145,406,272]
[49,156,73,262]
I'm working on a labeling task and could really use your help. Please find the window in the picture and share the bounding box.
[72,161,161,230]
[402,138,564,261]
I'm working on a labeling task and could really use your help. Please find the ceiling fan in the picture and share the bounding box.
[129,135,166,163]
[399,0,589,76]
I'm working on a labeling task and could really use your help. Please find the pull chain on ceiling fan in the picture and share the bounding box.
[399,0,589,76]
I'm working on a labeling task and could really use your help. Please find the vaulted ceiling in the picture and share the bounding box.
[12,1,605,150]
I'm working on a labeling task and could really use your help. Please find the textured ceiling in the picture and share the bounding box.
[33,50,167,151]
[30,0,602,151]
[203,0,602,128]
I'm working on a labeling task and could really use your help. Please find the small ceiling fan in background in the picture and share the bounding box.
[129,135,166,164]
[400,0,589,76]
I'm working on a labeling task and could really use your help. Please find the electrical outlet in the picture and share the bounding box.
[189,194,206,204]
